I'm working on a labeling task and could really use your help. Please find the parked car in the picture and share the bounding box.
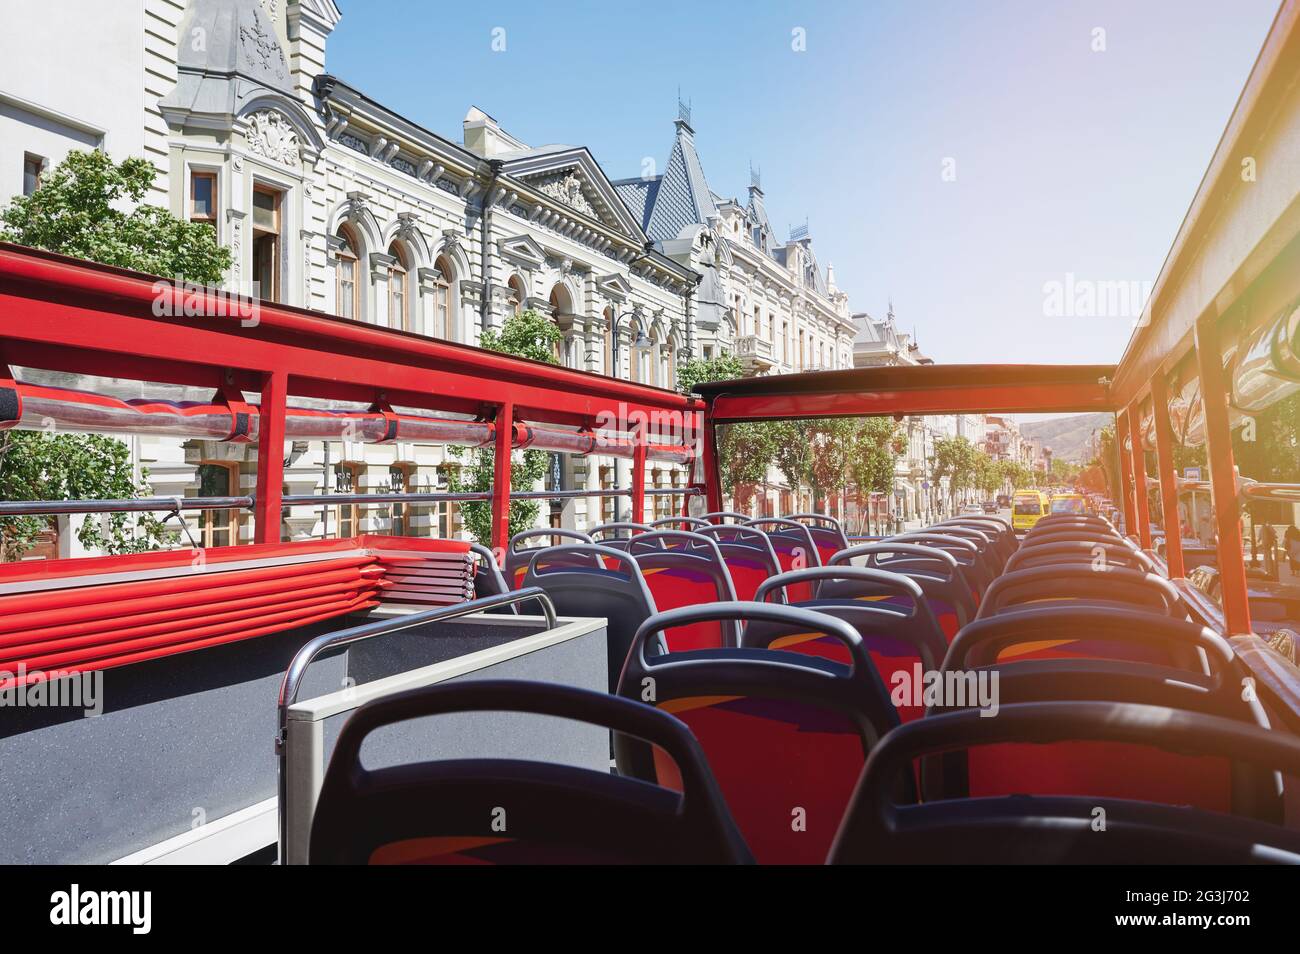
[960,503,983,516]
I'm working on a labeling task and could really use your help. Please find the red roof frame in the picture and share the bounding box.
[694,363,1117,421]
[0,242,698,429]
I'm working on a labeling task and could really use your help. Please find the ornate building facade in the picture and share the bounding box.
[616,106,859,516]
[1,0,869,553]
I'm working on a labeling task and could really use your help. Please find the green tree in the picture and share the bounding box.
[677,354,779,498]
[0,149,231,283]
[0,149,234,560]
[974,453,1003,498]
[850,417,904,497]
[0,430,174,561]
[998,459,1035,493]
[931,436,981,507]
[1233,392,1300,483]
[1049,457,1082,486]
[448,309,561,545]
[771,419,816,498]
[676,354,745,395]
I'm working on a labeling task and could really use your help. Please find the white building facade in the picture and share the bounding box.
[615,108,859,516]
[1,0,871,554]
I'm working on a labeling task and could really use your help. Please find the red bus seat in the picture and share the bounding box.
[615,602,903,864]
[310,680,751,864]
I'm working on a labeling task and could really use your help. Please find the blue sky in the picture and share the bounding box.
[327,0,1281,366]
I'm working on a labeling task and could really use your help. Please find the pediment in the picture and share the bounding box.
[503,148,647,244]
[498,233,547,270]
[595,272,634,302]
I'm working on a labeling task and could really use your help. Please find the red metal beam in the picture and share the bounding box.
[1194,316,1252,635]
[253,372,286,545]
[491,402,513,559]
[0,243,697,430]
[702,414,723,513]
[1111,1,1300,409]
[1116,409,1137,537]
[695,364,1114,422]
[631,433,647,525]
[1128,403,1153,550]
[1150,376,1186,577]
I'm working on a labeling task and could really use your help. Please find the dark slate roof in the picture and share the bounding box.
[612,176,661,231]
[632,120,719,243]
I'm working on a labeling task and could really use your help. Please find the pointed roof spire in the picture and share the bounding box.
[640,100,716,241]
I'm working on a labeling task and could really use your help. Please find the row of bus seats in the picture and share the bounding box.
[310,511,1300,864]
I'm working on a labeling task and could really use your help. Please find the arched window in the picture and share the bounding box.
[336,225,361,320]
[547,285,571,365]
[388,242,409,331]
[507,275,526,316]
[666,336,678,391]
[628,321,642,384]
[431,255,453,340]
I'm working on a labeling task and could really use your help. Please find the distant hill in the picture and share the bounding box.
[1019,413,1111,463]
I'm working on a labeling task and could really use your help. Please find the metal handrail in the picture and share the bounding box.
[275,585,557,858]
[0,495,254,516]
[0,485,702,517]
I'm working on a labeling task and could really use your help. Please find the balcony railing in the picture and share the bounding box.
[735,334,776,368]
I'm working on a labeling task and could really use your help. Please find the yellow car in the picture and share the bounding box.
[1011,490,1050,532]
[1049,492,1087,516]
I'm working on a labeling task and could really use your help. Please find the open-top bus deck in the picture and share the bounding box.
[4,2,1300,870]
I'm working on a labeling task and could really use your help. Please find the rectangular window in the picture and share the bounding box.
[600,465,617,524]
[389,463,417,536]
[334,462,363,538]
[251,185,282,302]
[337,255,356,319]
[197,462,240,548]
[190,171,217,230]
[436,464,459,539]
[22,154,43,196]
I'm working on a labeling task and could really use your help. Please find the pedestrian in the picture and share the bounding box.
[1286,525,1300,574]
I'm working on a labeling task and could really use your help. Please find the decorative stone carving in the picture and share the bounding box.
[339,132,368,155]
[246,110,301,168]
[344,191,369,218]
[536,172,598,219]
[227,209,245,283]
[240,17,288,82]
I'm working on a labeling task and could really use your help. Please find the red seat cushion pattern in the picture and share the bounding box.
[642,566,727,650]
[774,550,814,602]
[654,695,865,864]
[991,639,1169,666]
[725,558,771,603]
[966,741,1233,813]
[770,632,924,723]
[861,593,959,641]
